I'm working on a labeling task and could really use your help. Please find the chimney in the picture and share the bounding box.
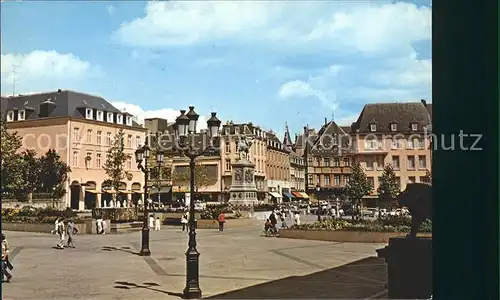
[421,99,427,106]
[324,117,327,125]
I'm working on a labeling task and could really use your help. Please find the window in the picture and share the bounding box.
[127,135,132,148]
[96,153,101,168]
[107,112,114,123]
[85,108,93,119]
[234,127,240,135]
[18,109,26,121]
[6,111,14,122]
[414,138,423,149]
[334,175,340,186]
[344,175,350,184]
[411,123,418,131]
[333,157,340,167]
[225,142,231,153]
[407,156,415,170]
[96,131,102,145]
[316,157,321,166]
[392,156,400,169]
[308,174,313,185]
[370,124,376,132]
[367,177,374,188]
[307,157,313,165]
[376,156,384,169]
[390,123,397,131]
[316,175,320,184]
[324,158,330,167]
[395,177,401,189]
[225,160,231,171]
[225,127,230,135]
[106,132,111,146]
[324,175,330,186]
[407,138,414,149]
[365,157,374,170]
[73,128,79,142]
[72,151,79,167]
[126,156,132,170]
[418,155,427,169]
[392,139,400,149]
[96,110,104,121]
[408,176,416,183]
[136,136,141,148]
[126,116,132,126]
[343,158,350,167]
[85,152,92,168]
[419,176,427,183]
[117,114,123,124]
[378,177,383,189]
[86,129,92,144]
[365,138,377,150]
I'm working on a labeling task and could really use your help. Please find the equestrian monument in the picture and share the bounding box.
[228,136,259,207]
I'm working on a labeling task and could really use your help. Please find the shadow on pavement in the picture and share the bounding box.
[102,246,140,256]
[206,257,388,299]
[114,281,183,298]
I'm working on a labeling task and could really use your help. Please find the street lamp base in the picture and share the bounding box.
[183,287,202,299]
[140,226,151,256]
[140,248,151,256]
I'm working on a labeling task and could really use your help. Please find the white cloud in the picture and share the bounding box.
[111,101,216,130]
[1,50,90,85]
[115,1,430,55]
[107,4,116,15]
[278,80,338,111]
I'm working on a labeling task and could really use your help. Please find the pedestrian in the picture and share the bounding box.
[55,218,65,249]
[294,211,301,226]
[66,219,77,248]
[96,217,103,234]
[101,219,107,235]
[269,210,277,228]
[181,213,188,232]
[1,234,13,282]
[280,217,288,229]
[154,217,161,231]
[149,215,155,229]
[217,212,225,232]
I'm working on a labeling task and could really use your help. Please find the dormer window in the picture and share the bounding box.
[116,114,123,124]
[107,112,114,123]
[390,123,397,132]
[225,127,230,135]
[411,123,418,131]
[85,108,93,120]
[6,111,14,122]
[96,110,104,121]
[370,123,377,132]
[18,109,26,121]
[126,116,132,126]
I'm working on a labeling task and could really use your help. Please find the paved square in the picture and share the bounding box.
[3,223,388,299]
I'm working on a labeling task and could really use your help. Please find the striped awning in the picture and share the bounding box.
[283,192,295,199]
[292,191,303,198]
[299,192,310,199]
[268,192,282,198]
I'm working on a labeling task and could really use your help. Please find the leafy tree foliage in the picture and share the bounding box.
[172,162,213,192]
[102,129,128,204]
[345,162,373,219]
[377,164,400,201]
[19,149,43,199]
[422,169,432,183]
[1,115,23,194]
[39,149,71,199]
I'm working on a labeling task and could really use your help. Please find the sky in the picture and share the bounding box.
[1,1,431,138]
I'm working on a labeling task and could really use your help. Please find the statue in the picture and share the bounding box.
[396,182,432,239]
[237,136,253,161]
[244,169,254,183]
[234,168,243,182]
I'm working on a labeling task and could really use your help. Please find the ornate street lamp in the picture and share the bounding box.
[174,106,221,299]
[135,144,163,256]
[155,147,165,209]
[316,183,321,221]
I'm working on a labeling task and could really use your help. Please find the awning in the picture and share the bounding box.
[292,191,303,198]
[150,186,172,194]
[299,192,310,199]
[103,189,117,194]
[85,190,98,194]
[268,192,282,198]
[283,192,295,199]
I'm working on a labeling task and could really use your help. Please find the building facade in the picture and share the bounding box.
[1,90,147,210]
[350,100,432,206]
[266,130,291,202]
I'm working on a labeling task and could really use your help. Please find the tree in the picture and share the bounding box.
[377,164,400,215]
[39,149,71,203]
[19,149,43,201]
[172,162,214,193]
[102,129,128,205]
[0,114,23,194]
[422,169,432,183]
[345,162,373,220]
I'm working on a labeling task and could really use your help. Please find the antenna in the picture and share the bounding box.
[11,64,19,96]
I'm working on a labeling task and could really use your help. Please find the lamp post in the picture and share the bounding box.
[135,144,164,256]
[155,150,165,210]
[316,183,321,221]
[174,106,221,299]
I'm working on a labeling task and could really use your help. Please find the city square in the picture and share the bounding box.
[3,223,388,300]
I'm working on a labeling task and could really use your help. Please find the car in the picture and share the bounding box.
[194,201,206,211]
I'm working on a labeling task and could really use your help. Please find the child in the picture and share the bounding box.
[154,217,161,231]
[280,217,288,229]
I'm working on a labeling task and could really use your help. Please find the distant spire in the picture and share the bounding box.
[283,122,293,146]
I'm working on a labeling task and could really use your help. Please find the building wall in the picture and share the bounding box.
[307,156,352,190]
[265,148,291,194]
[353,134,432,193]
[289,154,305,191]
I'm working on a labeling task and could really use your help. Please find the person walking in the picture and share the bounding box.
[96,218,103,234]
[1,234,13,282]
[217,212,225,232]
[294,211,301,226]
[66,219,77,248]
[149,215,155,229]
[154,217,161,231]
[181,213,188,232]
[55,218,65,249]
[101,219,107,235]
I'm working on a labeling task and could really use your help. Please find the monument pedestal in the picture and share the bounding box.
[376,237,432,299]
[228,159,258,208]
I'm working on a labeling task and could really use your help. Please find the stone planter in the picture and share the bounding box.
[2,222,89,234]
[278,229,432,243]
